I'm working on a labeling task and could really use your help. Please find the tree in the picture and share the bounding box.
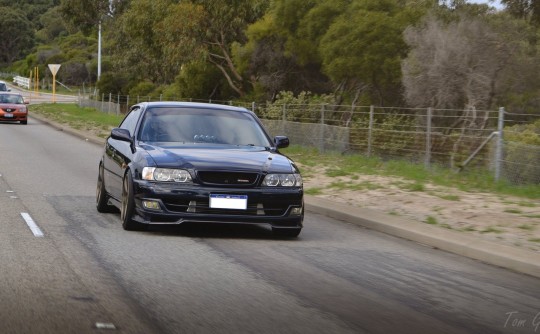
[36,6,69,43]
[501,0,540,25]
[317,0,428,106]
[191,0,269,97]
[0,7,35,64]
[59,0,129,33]
[402,13,523,110]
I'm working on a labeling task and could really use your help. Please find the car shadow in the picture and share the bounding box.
[146,222,298,241]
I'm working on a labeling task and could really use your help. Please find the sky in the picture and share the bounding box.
[468,0,505,9]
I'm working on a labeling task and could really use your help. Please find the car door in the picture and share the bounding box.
[103,106,143,200]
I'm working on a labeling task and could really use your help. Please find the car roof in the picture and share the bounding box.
[138,101,250,113]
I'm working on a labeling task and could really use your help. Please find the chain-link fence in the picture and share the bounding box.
[79,94,540,185]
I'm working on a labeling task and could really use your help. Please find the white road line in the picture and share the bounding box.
[20,212,44,237]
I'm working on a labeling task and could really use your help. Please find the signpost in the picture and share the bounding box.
[48,64,61,103]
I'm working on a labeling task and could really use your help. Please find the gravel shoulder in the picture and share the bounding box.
[301,170,540,253]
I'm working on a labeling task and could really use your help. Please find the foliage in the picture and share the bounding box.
[0,7,35,64]
[259,91,337,120]
[36,6,69,43]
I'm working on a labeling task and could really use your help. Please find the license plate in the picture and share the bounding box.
[210,194,247,210]
[4,113,13,118]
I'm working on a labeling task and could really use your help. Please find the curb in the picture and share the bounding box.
[31,113,540,279]
[306,195,540,279]
[30,113,106,146]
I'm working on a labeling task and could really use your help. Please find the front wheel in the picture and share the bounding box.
[96,164,114,213]
[121,172,144,231]
[272,227,302,238]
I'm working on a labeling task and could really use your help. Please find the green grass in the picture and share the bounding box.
[504,208,523,214]
[424,216,438,225]
[328,181,381,191]
[480,226,504,234]
[29,103,123,138]
[436,194,460,201]
[27,103,540,200]
[517,224,535,231]
[528,238,540,243]
[403,182,425,192]
[305,188,324,195]
[282,146,540,200]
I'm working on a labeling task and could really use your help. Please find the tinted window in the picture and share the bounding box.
[0,94,23,104]
[119,107,142,135]
[0,83,7,91]
[138,107,271,147]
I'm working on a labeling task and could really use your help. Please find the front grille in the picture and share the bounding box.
[197,171,259,186]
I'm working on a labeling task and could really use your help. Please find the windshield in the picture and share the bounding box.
[0,83,7,91]
[0,94,23,104]
[138,107,272,147]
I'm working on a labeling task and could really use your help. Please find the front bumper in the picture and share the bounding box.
[0,112,27,122]
[131,180,304,228]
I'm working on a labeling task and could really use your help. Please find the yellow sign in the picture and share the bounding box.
[48,64,61,103]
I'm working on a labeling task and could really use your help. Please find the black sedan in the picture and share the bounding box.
[96,102,303,237]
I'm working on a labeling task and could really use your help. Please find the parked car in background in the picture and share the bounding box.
[0,93,28,125]
[0,81,11,92]
[96,102,304,237]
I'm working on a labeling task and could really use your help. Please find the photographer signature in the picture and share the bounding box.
[504,311,540,332]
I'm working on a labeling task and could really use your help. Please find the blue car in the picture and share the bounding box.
[96,102,304,237]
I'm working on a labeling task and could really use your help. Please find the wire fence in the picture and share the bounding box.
[79,93,540,185]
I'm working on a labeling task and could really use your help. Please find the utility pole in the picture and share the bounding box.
[98,21,102,81]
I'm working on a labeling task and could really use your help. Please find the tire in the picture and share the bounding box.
[121,171,144,231]
[96,164,114,213]
[20,120,27,125]
[272,227,302,238]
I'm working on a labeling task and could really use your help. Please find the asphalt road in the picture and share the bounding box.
[0,117,538,334]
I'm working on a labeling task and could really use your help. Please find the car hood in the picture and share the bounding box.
[142,145,298,173]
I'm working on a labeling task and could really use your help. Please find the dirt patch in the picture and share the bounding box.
[302,168,540,252]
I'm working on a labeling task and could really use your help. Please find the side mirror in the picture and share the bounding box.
[111,128,132,142]
[274,136,290,149]
[111,128,136,153]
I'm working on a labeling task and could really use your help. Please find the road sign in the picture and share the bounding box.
[48,64,61,76]
[48,64,61,103]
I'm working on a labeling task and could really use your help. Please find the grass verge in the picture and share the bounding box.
[29,103,540,200]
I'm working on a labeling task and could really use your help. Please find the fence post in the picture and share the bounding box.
[101,93,104,113]
[160,94,163,101]
[319,104,325,152]
[108,93,112,113]
[425,107,432,169]
[117,93,120,115]
[367,105,374,157]
[126,95,130,113]
[282,104,286,135]
[495,107,505,181]
[251,101,255,112]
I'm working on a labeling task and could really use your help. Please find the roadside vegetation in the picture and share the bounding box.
[29,103,540,200]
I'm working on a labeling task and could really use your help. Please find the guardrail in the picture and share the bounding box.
[13,76,31,89]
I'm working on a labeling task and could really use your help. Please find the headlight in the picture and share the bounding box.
[262,174,302,187]
[142,167,192,183]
